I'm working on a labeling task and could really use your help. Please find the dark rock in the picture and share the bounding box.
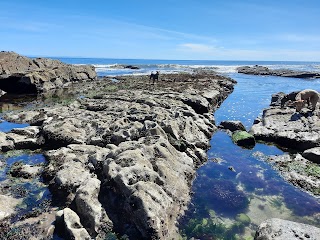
[232,130,256,148]
[302,147,320,164]
[238,65,320,78]
[0,51,96,93]
[255,218,320,240]
[219,120,246,132]
[124,65,140,69]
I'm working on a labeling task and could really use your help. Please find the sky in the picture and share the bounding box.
[1,0,320,61]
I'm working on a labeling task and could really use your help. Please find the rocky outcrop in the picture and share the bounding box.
[56,208,91,240]
[250,103,320,151]
[0,51,96,93]
[3,72,235,239]
[255,218,320,240]
[267,153,320,196]
[238,65,320,78]
[250,91,320,196]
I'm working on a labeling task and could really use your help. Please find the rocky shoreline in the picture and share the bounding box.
[250,91,320,196]
[0,69,236,239]
[237,65,320,78]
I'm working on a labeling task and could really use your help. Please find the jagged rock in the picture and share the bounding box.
[9,162,42,178]
[302,147,320,164]
[250,102,320,151]
[0,195,22,221]
[267,153,320,196]
[219,120,246,132]
[232,130,255,147]
[238,65,320,78]
[61,208,91,240]
[255,218,320,240]
[0,132,14,151]
[0,89,6,97]
[75,178,113,236]
[5,72,236,239]
[0,51,96,93]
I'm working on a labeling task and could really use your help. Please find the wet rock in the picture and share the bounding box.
[238,65,320,78]
[5,72,236,239]
[9,162,42,178]
[0,51,96,93]
[302,147,320,164]
[219,120,246,132]
[0,194,22,220]
[5,126,44,150]
[232,130,256,148]
[0,132,14,151]
[255,218,320,240]
[267,153,320,196]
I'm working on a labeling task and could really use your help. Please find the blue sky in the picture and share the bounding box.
[1,0,320,60]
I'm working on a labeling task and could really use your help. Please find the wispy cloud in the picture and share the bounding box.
[274,33,320,43]
[178,43,218,53]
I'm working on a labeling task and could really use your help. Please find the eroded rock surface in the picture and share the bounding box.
[3,72,236,239]
[250,91,320,196]
[255,218,320,240]
[0,51,96,93]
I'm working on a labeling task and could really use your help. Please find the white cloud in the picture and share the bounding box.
[178,43,217,53]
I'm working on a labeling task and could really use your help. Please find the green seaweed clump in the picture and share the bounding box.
[181,217,240,240]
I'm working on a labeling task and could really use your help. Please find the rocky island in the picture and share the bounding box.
[237,65,320,78]
[0,52,236,239]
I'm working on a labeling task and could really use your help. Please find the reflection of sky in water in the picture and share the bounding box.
[0,152,50,221]
[180,74,320,239]
[215,74,320,128]
[0,119,29,132]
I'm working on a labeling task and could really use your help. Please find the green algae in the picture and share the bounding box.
[235,213,251,225]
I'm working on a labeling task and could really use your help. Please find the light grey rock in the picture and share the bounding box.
[250,107,320,151]
[255,218,320,240]
[62,208,91,240]
[302,147,320,163]
[75,178,113,236]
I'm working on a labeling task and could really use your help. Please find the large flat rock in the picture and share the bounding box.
[3,72,236,239]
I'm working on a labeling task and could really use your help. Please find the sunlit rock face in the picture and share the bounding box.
[0,51,97,93]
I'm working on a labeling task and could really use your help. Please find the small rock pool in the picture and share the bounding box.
[178,73,320,239]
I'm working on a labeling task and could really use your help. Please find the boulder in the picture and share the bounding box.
[232,130,256,147]
[219,120,246,132]
[255,218,320,240]
[0,51,96,93]
[302,147,320,164]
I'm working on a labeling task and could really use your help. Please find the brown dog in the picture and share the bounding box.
[292,89,319,112]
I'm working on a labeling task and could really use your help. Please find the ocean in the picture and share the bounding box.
[50,57,320,76]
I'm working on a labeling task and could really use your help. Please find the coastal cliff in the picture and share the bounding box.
[0,51,96,93]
